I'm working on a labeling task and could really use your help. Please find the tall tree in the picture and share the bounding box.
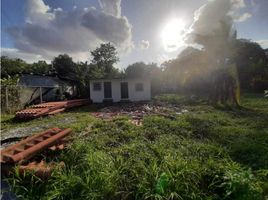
[194,21,240,106]
[52,54,76,79]
[162,47,210,94]
[90,43,119,76]
[125,62,162,95]
[234,39,268,90]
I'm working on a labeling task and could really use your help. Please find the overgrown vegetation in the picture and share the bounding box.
[3,94,268,200]
[2,37,267,102]
[0,75,22,113]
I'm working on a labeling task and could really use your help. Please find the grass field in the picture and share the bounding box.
[1,93,268,200]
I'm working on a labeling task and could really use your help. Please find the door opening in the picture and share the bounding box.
[120,82,129,99]
[104,82,112,99]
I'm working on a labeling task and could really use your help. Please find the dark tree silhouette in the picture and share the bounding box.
[52,54,76,79]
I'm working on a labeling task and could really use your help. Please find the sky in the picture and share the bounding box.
[1,0,268,69]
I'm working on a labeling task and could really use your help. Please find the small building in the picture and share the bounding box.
[18,74,77,105]
[89,78,151,103]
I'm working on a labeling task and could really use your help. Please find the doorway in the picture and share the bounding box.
[104,82,112,99]
[120,82,129,99]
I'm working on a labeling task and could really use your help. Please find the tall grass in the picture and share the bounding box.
[6,93,268,199]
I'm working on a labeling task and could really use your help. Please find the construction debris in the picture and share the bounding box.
[1,128,71,164]
[15,99,90,119]
[18,161,65,179]
[91,102,179,125]
[1,128,71,178]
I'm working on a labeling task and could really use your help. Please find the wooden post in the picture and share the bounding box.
[5,86,9,110]
[40,87,43,103]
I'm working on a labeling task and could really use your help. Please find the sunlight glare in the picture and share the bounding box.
[161,18,186,52]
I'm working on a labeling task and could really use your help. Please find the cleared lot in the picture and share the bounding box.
[1,94,268,200]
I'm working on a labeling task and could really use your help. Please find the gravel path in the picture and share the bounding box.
[1,117,75,149]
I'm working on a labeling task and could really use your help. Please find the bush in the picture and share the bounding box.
[1,76,22,113]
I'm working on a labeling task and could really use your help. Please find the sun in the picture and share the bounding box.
[161,18,186,52]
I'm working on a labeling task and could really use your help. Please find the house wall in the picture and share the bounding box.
[90,79,151,103]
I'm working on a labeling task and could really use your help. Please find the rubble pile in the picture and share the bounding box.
[91,102,186,125]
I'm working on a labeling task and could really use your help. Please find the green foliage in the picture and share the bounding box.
[52,55,91,97]
[52,54,76,79]
[5,94,268,199]
[162,22,267,105]
[31,60,53,75]
[235,39,268,90]
[219,166,262,200]
[142,115,191,138]
[154,94,195,105]
[88,63,121,79]
[161,47,210,94]
[7,167,49,200]
[90,43,120,77]
[124,62,162,95]
[0,75,22,113]
[1,57,54,77]
[1,56,29,78]
[125,62,159,78]
[1,75,19,86]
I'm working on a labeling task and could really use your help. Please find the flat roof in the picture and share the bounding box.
[89,77,150,81]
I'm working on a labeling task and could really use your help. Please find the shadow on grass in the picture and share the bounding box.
[1,116,33,125]
[66,104,103,113]
[229,138,268,170]
[214,102,268,121]
[153,94,208,107]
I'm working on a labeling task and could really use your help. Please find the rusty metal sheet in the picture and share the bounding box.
[15,99,90,119]
[1,128,72,164]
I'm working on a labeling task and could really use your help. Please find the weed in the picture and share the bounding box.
[3,93,268,199]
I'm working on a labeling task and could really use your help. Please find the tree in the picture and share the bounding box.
[125,62,158,78]
[1,56,29,78]
[52,54,76,79]
[162,47,210,94]
[193,21,240,106]
[234,39,268,90]
[1,75,21,113]
[90,43,119,76]
[31,60,53,75]
[125,62,162,95]
[75,61,91,97]
[52,54,87,97]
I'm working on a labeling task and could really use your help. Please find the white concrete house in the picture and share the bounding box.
[89,78,151,103]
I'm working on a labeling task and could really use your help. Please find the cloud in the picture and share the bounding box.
[82,8,132,50]
[26,0,54,25]
[186,0,251,43]
[231,0,246,9]
[1,48,48,63]
[234,12,252,22]
[256,40,268,49]
[6,0,133,62]
[138,40,150,49]
[98,0,121,17]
